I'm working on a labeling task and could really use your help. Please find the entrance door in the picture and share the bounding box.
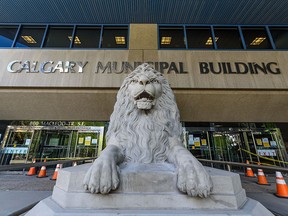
[0,127,34,164]
[40,130,72,160]
[74,131,99,158]
[212,132,244,163]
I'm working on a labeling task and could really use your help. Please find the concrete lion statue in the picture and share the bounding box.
[84,63,212,198]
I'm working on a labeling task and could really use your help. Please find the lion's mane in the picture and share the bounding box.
[106,64,183,163]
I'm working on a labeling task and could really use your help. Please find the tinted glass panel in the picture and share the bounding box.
[269,27,288,49]
[44,26,73,48]
[0,25,18,47]
[159,26,185,48]
[101,26,128,48]
[73,26,101,48]
[242,27,272,49]
[186,27,213,49]
[214,27,243,49]
[15,26,45,48]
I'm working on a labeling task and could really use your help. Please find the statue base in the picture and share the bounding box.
[26,163,273,216]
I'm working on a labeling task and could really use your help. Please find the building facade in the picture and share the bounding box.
[0,0,288,167]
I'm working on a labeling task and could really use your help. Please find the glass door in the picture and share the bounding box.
[212,132,244,163]
[74,131,99,158]
[0,127,34,164]
[40,130,72,160]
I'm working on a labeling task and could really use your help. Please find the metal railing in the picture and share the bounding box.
[198,159,288,173]
[0,157,96,171]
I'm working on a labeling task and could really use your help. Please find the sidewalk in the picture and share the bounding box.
[0,191,52,216]
[0,170,55,215]
[240,173,288,216]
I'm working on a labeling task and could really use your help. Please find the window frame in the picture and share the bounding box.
[158,24,288,51]
[0,23,129,49]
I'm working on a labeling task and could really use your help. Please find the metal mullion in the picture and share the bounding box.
[238,26,246,50]
[99,25,104,48]
[183,25,188,49]
[40,25,49,48]
[70,25,77,48]
[210,26,217,49]
[12,24,21,48]
[265,26,276,50]
[126,24,130,49]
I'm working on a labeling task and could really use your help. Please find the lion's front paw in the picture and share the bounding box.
[83,158,119,194]
[177,162,212,198]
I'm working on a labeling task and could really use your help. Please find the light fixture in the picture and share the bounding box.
[115,36,126,45]
[161,37,172,45]
[68,36,81,45]
[250,37,266,45]
[205,37,219,45]
[21,36,37,44]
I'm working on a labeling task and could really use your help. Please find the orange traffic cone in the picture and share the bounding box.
[37,165,47,178]
[50,164,61,181]
[275,171,288,198]
[246,167,255,177]
[26,158,36,176]
[257,169,270,185]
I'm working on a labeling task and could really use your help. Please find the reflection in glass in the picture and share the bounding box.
[0,26,18,47]
[269,27,288,49]
[101,26,128,48]
[159,26,186,48]
[44,26,73,48]
[186,27,213,49]
[15,26,45,48]
[242,27,272,49]
[214,27,243,49]
[73,26,101,48]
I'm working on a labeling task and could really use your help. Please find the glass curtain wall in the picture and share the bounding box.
[184,123,288,168]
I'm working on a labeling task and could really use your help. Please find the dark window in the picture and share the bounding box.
[15,26,46,48]
[0,25,18,47]
[101,26,128,48]
[269,27,288,49]
[242,27,272,49]
[159,26,186,48]
[214,27,243,49]
[44,26,73,48]
[186,27,213,49]
[73,26,101,48]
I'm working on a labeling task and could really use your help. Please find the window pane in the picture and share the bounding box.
[44,26,73,48]
[101,26,128,48]
[0,25,18,47]
[242,27,272,49]
[269,27,288,49]
[73,26,101,48]
[15,26,45,48]
[214,27,243,49]
[186,27,213,49]
[159,26,185,48]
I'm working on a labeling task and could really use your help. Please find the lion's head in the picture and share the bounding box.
[127,65,163,110]
[106,63,183,163]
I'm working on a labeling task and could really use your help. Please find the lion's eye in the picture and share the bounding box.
[131,79,138,84]
[151,79,159,84]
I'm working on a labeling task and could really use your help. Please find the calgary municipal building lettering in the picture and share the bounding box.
[7,60,281,75]
[199,62,281,74]
[7,60,88,73]
[95,61,188,74]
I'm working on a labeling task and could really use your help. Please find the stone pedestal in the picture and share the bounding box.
[26,163,273,216]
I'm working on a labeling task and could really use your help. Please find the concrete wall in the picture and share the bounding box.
[0,24,287,122]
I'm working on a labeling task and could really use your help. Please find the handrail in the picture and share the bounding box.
[198,159,288,173]
[1,157,288,173]
[0,157,96,171]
